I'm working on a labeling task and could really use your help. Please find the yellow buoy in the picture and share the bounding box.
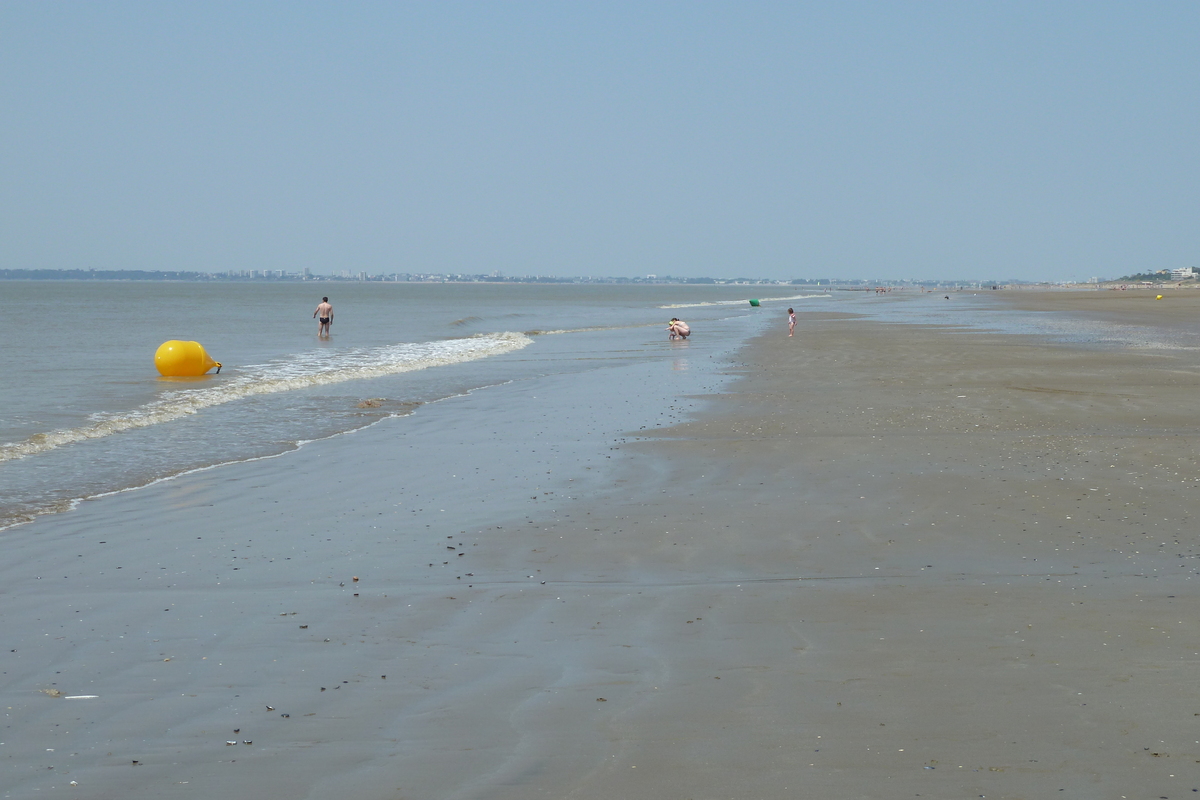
[1156,295,1164,300]
[154,340,221,376]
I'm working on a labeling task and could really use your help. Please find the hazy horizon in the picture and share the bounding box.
[3,2,1197,282]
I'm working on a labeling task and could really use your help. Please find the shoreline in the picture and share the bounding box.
[0,315,746,800]
[2,280,801,535]
[5,292,1200,798]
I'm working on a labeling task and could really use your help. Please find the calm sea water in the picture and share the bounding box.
[1,281,824,529]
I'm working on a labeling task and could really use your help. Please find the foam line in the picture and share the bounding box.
[658,293,829,309]
[0,332,532,463]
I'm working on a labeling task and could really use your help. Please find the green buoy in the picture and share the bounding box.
[748,299,761,307]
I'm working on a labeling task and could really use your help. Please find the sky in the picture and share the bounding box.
[2,2,1197,282]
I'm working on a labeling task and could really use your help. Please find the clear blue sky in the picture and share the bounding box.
[2,2,1197,281]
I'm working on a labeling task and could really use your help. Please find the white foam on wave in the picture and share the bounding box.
[658,293,830,309]
[524,324,652,335]
[524,326,609,335]
[0,332,533,463]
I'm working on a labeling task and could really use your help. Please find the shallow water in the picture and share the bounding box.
[850,289,1200,349]
[1,281,823,529]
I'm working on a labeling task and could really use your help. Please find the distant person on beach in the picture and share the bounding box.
[667,318,690,340]
[314,297,333,337]
[787,308,796,337]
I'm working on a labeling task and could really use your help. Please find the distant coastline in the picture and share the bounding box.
[7,267,1194,290]
[0,267,1049,289]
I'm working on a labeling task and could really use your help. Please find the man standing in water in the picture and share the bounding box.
[314,297,333,337]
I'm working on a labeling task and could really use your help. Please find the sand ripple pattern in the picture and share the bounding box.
[0,332,533,463]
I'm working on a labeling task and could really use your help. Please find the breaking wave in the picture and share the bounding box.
[0,332,533,463]
[658,293,830,309]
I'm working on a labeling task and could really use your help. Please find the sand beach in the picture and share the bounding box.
[4,290,1200,799]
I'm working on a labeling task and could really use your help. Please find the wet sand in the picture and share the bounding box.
[5,291,1200,798]
[574,291,1200,799]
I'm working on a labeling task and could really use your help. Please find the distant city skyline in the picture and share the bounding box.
[2,2,1197,283]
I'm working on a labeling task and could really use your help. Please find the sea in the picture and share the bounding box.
[9,281,1199,535]
[0,281,828,531]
